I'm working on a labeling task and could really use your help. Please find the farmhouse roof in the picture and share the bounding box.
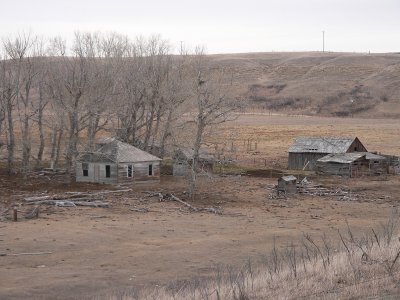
[78,138,161,163]
[288,137,361,153]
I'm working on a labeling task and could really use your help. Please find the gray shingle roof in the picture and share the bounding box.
[317,152,386,164]
[79,138,161,163]
[288,137,357,153]
[317,153,365,164]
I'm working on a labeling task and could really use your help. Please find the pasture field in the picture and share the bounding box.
[1,114,399,299]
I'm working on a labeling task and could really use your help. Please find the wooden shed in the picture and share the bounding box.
[76,138,161,184]
[277,175,297,194]
[316,152,387,177]
[288,137,367,170]
[172,148,215,177]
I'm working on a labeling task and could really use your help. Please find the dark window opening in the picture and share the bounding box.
[354,147,358,151]
[82,163,89,177]
[127,165,133,178]
[149,164,153,176]
[105,165,111,178]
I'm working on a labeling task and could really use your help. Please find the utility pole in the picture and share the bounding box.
[180,41,183,55]
[322,30,325,52]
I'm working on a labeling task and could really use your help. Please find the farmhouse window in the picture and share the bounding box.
[374,161,379,164]
[105,165,111,178]
[127,165,133,178]
[82,163,89,177]
[149,164,153,176]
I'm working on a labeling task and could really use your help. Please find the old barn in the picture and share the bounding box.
[316,152,387,177]
[288,137,367,170]
[76,138,161,184]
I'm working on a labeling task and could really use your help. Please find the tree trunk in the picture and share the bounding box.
[159,109,173,158]
[6,90,15,174]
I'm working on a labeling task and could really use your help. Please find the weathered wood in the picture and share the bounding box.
[169,194,222,214]
[24,196,51,202]
[73,201,109,208]
[25,207,39,219]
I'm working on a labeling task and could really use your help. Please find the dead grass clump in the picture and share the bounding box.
[102,209,400,299]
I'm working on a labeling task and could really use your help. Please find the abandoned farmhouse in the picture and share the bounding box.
[76,138,161,184]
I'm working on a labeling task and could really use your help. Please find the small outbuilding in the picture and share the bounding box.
[316,152,387,177]
[172,148,215,177]
[288,136,367,170]
[277,175,297,194]
[76,138,161,184]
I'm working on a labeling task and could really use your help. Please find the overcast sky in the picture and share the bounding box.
[1,0,399,54]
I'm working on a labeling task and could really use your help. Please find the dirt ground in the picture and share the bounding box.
[1,114,400,299]
[0,174,399,299]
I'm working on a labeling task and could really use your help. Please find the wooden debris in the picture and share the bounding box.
[74,201,109,208]
[168,194,222,215]
[25,207,40,219]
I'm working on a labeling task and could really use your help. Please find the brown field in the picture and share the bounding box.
[207,52,400,118]
[1,114,400,299]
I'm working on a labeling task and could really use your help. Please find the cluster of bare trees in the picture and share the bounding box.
[0,32,240,186]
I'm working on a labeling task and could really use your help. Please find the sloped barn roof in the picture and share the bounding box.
[318,152,386,164]
[317,153,365,164]
[288,137,361,154]
[78,138,161,163]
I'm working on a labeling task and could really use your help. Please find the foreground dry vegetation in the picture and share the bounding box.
[110,212,400,300]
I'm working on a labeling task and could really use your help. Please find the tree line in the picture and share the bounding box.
[0,32,241,185]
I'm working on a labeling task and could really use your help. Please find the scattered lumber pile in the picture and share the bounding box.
[22,189,132,209]
[157,193,222,214]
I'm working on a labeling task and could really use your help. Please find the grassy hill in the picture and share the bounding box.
[206,52,400,117]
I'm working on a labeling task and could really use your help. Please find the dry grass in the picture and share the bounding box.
[103,210,400,299]
[206,52,400,118]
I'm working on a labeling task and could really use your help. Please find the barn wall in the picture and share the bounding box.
[317,158,378,177]
[76,162,118,183]
[316,162,351,177]
[288,152,327,170]
[117,161,160,183]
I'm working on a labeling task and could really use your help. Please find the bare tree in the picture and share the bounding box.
[186,47,241,198]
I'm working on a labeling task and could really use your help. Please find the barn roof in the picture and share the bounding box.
[318,152,386,164]
[317,153,365,164]
[288,137,361,153]
[78,138,161,163]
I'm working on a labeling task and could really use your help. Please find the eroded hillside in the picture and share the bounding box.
[207,52,400,117]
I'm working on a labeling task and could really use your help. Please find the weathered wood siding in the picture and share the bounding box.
[316,158,387,177]
[277,180,297,193]
[117,161,160,183]
[76,162,118,183]
[288,152,327,170]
